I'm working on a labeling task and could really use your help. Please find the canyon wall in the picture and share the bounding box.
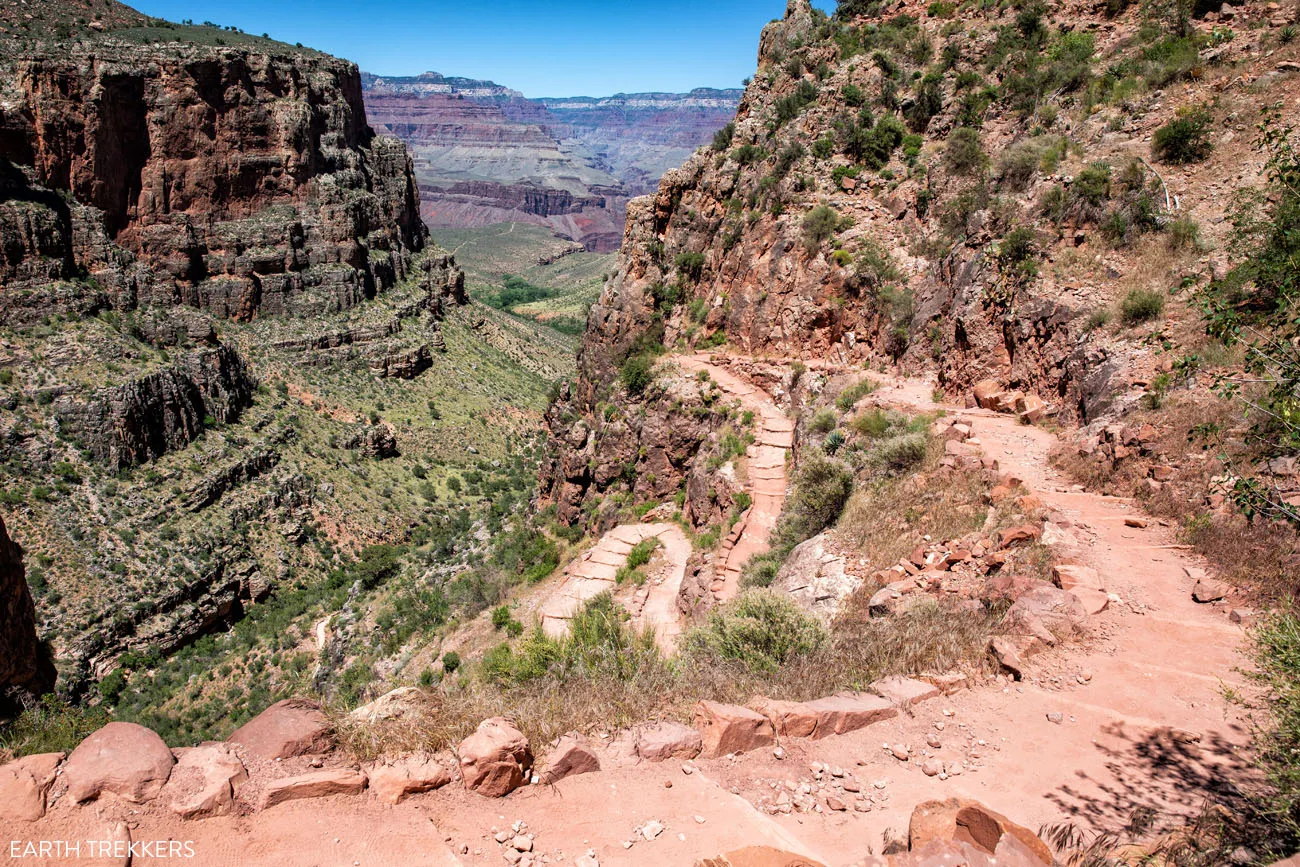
[361,72,742,251]
[0,37,427,326]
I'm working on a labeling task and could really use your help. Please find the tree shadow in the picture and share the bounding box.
[1045,720,1257,833]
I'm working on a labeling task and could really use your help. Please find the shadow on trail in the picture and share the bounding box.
[1045,720,1258,831]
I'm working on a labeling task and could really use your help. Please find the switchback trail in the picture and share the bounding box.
[536,354,793,649]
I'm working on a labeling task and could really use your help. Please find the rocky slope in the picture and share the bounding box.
[546,0,1300,527]
[361,71,741,251]
[0,2,559,713]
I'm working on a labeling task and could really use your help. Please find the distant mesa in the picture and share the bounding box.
[362,71,743,252]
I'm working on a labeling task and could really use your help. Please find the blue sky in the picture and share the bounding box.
[131,0,802,97]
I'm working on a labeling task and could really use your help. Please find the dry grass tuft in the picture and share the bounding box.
[333,598,998,760]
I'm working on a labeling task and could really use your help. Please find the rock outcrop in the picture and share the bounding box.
[226,698,334,761]
[0,36,426,324]
[0,517,54,707]
[55,347,255,469]
[61,722,176,804]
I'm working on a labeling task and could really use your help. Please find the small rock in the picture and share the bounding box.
[641,820,664,840]
[1193,577,1229,603]
[1047,712,1064,725]
[921,759,943,777]
[890,744,910,761]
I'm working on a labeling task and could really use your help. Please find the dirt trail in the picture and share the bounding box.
[536,355,792,649]
[538,522,690,651]
[10,366,1257,866]
[676,354,794,602]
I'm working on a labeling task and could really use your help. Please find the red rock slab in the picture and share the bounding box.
[162,742,247,819]
[634,721,703,761]
[0,751,63,821]
[365,755,453,804]
[696,847,828,867]
[226,697,333,761]
[539,733,600,785]
[457,717,533,797]
[693,701,775,757]
[870,675,941,708]
[259,768,368,809]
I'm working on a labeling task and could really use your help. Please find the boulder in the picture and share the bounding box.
[1069,588,1110,615]
[693,701,775,756]
[540,733,601,784]
[365,755,453,804]
[348,686,428,724]
[1052,564,1103,592]
[908,798,1053,865]
[0,752,63,822]
[796,693,897,738]
[260,768,368,809]
[162,743,246,819]
[227,698,333,760]
[775,533,862,622]
[63,722,175,804]
[1004,585,1087,637]
[871,676,941,708]
[998,524,1042,549]
[973,380,1003,410]
[635,721,703,762]
[457,717,533,797]
[1193,577,1229,603]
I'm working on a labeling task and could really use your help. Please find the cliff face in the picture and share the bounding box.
[546,0,1261,521]
[0,40,426,325]
[362,72,742,251]
[0,517,54,707]
[0,8,477,696]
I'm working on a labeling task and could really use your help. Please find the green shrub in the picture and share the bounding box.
[945,127,986,175]
[836,378,878,411]
[1152,105,1214,164]
[441,651,461,674]
[674,251,706,282]
[740,552,783,589]
[874,431,929,472]
[0,695,110,757]
[773,452,854,547]
[491,605,514,630]
[1166,216,1202,251]
[810,408,838,434]
[850,407,892,438]
[712,122,736,151]
[732,144,767,166]
[997,226,1040,282]
[619,353,657,395]
[1250,609,1300,841]
[1084,308,1112,331]
[775,80,819,127]
[685,590,827,674]
[1119,288,1166,325]
[802,205,843,252]
[482,595,660,686]
[825,430,846,454]
[842,83,866,106]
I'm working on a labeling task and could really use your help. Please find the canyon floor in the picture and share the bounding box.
[4,356,1256,866]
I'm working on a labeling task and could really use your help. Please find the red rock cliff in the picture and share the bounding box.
[0,34,426,323]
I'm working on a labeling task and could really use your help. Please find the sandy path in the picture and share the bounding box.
[676,354,794,602]
[538,522,689,650]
